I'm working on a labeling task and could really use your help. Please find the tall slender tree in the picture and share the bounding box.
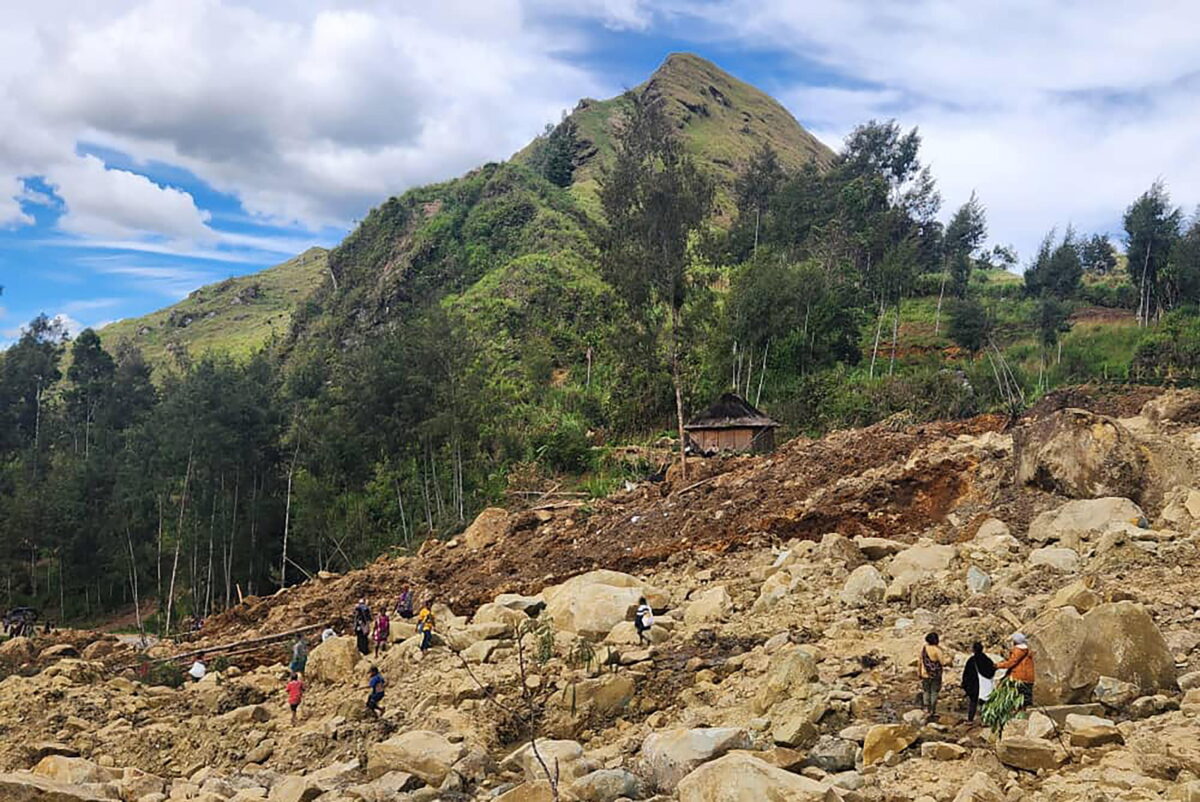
[595,90,714,479]
[1124,180,1182,324]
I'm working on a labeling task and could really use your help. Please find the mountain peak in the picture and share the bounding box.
[517,52,834,218]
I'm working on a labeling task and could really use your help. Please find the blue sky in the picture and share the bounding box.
[3,1,1199,345]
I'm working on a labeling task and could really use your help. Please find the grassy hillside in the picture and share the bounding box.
[100,248,328,374]
[515,52,836,218]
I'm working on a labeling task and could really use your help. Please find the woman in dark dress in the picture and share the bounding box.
[962,641,996,722]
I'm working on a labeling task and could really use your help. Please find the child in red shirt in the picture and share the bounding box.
[286,672,304,726]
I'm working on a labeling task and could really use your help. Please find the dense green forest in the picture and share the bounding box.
[4,61,1200,629]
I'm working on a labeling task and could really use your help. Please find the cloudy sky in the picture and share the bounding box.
[3,0,1199,341]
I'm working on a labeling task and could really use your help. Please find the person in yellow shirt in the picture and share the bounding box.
[917,632,952,720]
[416,603,436,652]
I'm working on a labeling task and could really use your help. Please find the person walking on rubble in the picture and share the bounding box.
[373,608,391,657]
[416,602,436,652]
[286,671,304,726]
[353,598,372,656]
[995,633,1035,708]
[917,632,951,720]
[290,633,309,678]
[634,597,654,646]
[365,666,386,717]
[395,587,415,620]
[961,641,996,723]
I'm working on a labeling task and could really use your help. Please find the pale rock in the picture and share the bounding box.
[568,768,644,802]
[966,565,991,594]
[995,737,1067,771]
[1064,713,1113,731]
[861,724,918,767]
[31,756,112,785]
[0,637,37,664]
[641,728,752,790]
[305,637,361,684]
[1029,602,1176,704]
[839,565,887,608]
[543,570,666,640]
[753,569,797,612]
[769,694,828,748]
[504,739,591,782]
[493,593,545,615]
[1028,546,1081,572]
[1025,711,1055,740]
[1069,725,1124,747]
[470,603,528,635]
[1092,676,1139,709]
[1158,487,1200,532]
[676,753,825,802]
[494,781,555,802]
[683,586,732,625]
[889,541,956,580]
[1179,670,1200,692]
[366,730,465,786]
[854,536,905,561]
[973,519,1020,556]
[557,674,635,717]
[804,736,857,772]
[753,646,819,714]
[462,507,509,549]
[0,772,109,802]
[920,742,967,761]
[1046,578,1101,612]
[1128,694,1179,718]
[1028,496,1148,552]
[1013,409,1146,500]
[820,533,864,568]
[266,776,324,802]
[952,772,1005,802]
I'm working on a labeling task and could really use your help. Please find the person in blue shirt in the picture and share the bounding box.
[366,666,386,717]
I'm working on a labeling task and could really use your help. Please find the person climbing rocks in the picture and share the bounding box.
[996,633,1035,708]
[395,587,414,620]
[961,641,996,722]
[188,657,207,683]
[353,598,372,656]
[917,632,951,720]
[286,672,304,726]
[373,608,391,657]
[365,666,386,717]
[634,597,654,646]
[289,633,309,678]
[416,602,436,652]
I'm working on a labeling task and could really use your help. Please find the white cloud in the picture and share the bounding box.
[46,154,213,241]
[2,0,608,234]
[673,0,1200,257]
[50,313,85,338]
[94,264,221,299]
[0,176,33,228]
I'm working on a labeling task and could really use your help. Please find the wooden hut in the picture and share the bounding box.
[684,393,780,455]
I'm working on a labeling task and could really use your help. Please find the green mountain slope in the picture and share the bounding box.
[515,52,835,216]
[100,248,328,374]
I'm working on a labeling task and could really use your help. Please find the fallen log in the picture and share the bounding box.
[116,622,324,671]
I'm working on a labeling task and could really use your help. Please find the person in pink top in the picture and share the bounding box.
[373,609,391,658]
[286,672,304,726]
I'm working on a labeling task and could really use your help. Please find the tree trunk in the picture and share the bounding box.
[670,308,687,483]
[165,447,193,637]
[281,440,300,589]
[869,299,886,379]
[889,300,900,376]
[934,269,948,335]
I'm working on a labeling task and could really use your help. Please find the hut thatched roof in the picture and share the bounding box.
[684,393,779,431]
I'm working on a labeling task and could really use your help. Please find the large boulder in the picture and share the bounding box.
[861,724,918,767]
[676,753,824,801]
[804,736,857,773]
[995,737,1066,771]
[305,636,361,684]
[462,507,510,550]
[753,646,819,714]
[1158,487,1200,532]
[31,756,112,786]
[1027,547,1081,573]
[543,571,666,640]
[641,728,752,790]
[839,565,886,608]
[503,739,591,783]
[1028,497,1148,550]
[0,772,109,802]
[569,768,645,802]
[0,636,36,665]
[1028,601,1176,704]
[885,541,955,599]
[1013,409,1145,500]
[366,730,465,786]
[953,772,1005,802]
[683,586,732,625]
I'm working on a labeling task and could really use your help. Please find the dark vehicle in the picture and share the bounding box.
[3,607,38,638]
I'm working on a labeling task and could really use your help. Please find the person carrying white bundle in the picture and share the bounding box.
[961,641,996,722]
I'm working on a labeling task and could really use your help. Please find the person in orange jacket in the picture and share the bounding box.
[995,633,1035,708]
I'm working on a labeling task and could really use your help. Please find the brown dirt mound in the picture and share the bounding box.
[1021,384,1162,422]
[198,414,1006,646]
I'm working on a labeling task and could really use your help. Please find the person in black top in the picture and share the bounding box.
[962,641,996,722]
[352,599,372,656]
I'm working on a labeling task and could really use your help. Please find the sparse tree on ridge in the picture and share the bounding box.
[1124,180,1182,325]
[595,89,714,480]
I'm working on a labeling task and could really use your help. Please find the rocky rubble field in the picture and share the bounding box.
[6,388,1200,800]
